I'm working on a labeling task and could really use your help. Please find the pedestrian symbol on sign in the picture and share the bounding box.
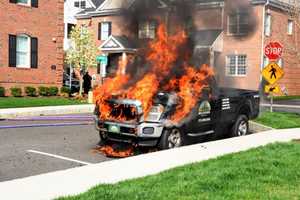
[269,65,277,79]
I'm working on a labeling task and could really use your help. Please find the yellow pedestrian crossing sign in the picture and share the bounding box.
[262,62,284,85]
[265,84,281,95]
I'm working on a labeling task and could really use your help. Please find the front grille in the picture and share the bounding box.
[104,124,137,135]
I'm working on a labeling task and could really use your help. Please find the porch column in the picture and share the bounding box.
[121,52,127,75]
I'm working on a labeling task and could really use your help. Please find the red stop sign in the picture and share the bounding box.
[264,42,283,60]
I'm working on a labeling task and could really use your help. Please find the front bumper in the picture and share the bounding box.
[94,116,164,147]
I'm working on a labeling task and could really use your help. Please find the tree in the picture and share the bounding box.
[66,25,98,96]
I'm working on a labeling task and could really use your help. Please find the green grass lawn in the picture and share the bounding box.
[0,97,87,109]
[57,142,300,200]
[255,112,300,129]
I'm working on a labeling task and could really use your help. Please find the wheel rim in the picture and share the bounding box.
[238,121,248,136]
[167,129,182,148]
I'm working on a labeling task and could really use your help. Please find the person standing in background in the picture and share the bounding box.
[83,72,92,95]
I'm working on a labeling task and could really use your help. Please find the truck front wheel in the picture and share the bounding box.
[158,128,183,150]
[98,131,108,146]
[231,115,249,137]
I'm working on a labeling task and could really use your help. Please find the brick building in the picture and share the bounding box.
[0,0,64,95]
[76,0,300,95]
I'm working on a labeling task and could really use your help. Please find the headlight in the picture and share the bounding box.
[143,127,155,135]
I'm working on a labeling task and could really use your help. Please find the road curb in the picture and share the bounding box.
[261,103,300,109]
[0,105,95,119]
[249,121,274,132]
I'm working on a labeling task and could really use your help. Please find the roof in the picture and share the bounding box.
[76,0,168,18]
[91,0,106,8]
[97,0,135,11]
[100,35,137,53]
[192,30,223,47]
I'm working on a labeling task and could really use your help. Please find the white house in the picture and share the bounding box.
[64,0,105,50]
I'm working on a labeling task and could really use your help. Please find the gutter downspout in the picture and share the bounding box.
[260,0,269,91]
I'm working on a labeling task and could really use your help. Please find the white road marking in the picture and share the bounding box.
[27,150,93,165]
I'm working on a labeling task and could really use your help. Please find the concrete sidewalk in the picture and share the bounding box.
[0,128,299,200]
[0,105,95,119]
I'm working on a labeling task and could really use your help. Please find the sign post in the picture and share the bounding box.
[96,55,108,84]
[262,42,284,112]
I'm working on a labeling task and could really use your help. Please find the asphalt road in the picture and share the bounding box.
[0,119,111,182]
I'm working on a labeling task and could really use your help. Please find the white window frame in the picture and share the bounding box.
[288,19,293,35]
[265,14,272,36]
[139,21,156,39]
[226,55,247,77]
[101,22,111,41]
[17,0,30,6]
[16,34,31,68]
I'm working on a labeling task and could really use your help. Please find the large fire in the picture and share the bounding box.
[93,23,214,123]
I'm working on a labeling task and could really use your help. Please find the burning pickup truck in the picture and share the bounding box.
[93,24,260,151]
[94,86,260,150]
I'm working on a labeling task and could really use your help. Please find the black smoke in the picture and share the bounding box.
[116,0,258,90]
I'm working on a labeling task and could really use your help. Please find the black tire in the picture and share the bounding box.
[98,131,108,146]
[158,128,184,150]
[230,115,249,137]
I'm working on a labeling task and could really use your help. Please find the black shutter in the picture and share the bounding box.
[8,35,17,68]
[31,0,38,8]
[9,0,17,3]
[31,37,38,69]
[98,23,101,40]
[97,63,100,74]
[108,22,112,36]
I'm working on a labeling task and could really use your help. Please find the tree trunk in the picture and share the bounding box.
[79,75,83,97]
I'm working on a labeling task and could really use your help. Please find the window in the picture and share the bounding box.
[226,55,247,76]
[74,1,86,9]
[265,14,271,36]
[10,0,38,7]
[288,20,293,35]
[74,1,80,7]
[9,34,38,68]
[139,21,156,39]
[263,56,283,68]
[81,1,86,8]
[17,0,29,5]
[16,35,30,68]
[67,23,76,39]
[277,58,283,67]
[99,22,112,41]
[228,10,249,35]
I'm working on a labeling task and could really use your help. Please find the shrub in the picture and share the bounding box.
[10,87,22,97]
[25,87,37,97]
[49,87,59,96]
[60,86,71,95]
[0,87,5,97]
[38,86,50,96]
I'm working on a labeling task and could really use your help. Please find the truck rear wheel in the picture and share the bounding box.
[231,115,249,137]
[158,128,183,150]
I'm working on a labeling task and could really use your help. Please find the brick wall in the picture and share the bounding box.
[265,6,300,95]
[0,0,64,95]
[77,0,300,95]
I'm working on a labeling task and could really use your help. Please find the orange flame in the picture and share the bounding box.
[94,23,214,123]
[98,145,134,158]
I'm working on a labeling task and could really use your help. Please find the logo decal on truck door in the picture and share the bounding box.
[198,101,211,115]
